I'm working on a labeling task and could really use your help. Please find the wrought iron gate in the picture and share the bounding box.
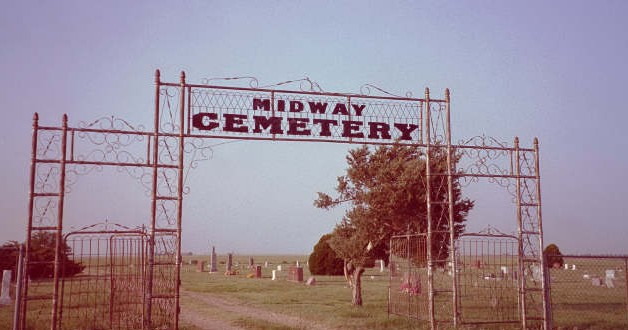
[455,231,520,325]
[18,71,549,329]
[59,224,149,329]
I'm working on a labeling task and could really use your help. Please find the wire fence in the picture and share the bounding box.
[548,255,628,329]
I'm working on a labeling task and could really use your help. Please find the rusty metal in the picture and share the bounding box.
[19,71,549,329]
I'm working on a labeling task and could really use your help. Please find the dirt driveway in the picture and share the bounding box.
[179,290,334,330]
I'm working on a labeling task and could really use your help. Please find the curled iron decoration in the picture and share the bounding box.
[33,197,58,227]
[429,102,447,144]
[201,76,260,88]
[359,83,413,98]
[35,165,60,194]
[76,116,147,164]
[36,131,62,160]
[79,115,146,132]
[201,76,324,92]
[159,86,182,133]
[456,135,516,198]
[117,166,153,196]
[66,220,145,234]
[181,137,224,194]
[260,77,324,92]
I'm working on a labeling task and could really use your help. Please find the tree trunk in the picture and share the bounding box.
[351,266,365,306]
[344,259,354,288]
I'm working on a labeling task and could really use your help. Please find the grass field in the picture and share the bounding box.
[1,254,626,329]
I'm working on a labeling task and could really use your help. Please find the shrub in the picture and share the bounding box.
[543,243,564,268]
[308,233,344,275]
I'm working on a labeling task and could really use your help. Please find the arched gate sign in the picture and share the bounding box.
[19,71,550,329]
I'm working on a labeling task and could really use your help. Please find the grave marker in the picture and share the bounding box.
[0,270,11,305]
[210,246,218,273]
[227,253,233,272]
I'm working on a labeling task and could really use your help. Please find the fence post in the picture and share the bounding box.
[13,244,24,330]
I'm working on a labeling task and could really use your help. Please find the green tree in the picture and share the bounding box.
[0,232,85,280]
[315,144,473,306]
[543,243,564,268]
[308,233,344,275]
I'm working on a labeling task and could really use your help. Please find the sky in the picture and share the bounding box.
[1,1,627,255]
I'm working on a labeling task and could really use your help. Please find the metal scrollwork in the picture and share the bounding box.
[359,83,413,98]
[260,77,323,92]
[201,76,260,88]
[159,87,182,133]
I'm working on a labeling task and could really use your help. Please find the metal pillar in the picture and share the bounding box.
[445,89,459,327]
[424,88,436,329]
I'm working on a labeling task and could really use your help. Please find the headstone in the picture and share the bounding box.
[287,266,304,282]
[564,264,569,270]
[196,261,206,272]
[0,270,11,305]
[306,276,316,286]
[500,266,508,275]
[530,265,542,282]
[571,264,576,271]
[254,265,262,278]
[277,265,282,271]
[605,270,616,288]
[227,253,233,272]
[210,246,218,273]
[605,269,616,279]
[380,260,385,272]
[272,270,277,281]
[296,260,300,267]
[264,261,269,268]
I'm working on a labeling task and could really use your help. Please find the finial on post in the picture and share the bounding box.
[155,69,161,84]
[445,88,450,102]
[180,71,186,84]
[424,87,430,99]
[534,137,539,146]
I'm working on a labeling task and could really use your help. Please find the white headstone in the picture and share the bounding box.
[306,276,316,286]
[296,261,300,267]
[0,270,11,305]
[571,264,576,271]
[500,266,508,275]
[530,265,542,282]
[380,259,385,272]
[605,270,616,288]
[271,270,277,281]
[277,265,282,271]
[264,261,268,268]
[605,269,616,279]
[564,264,569,270]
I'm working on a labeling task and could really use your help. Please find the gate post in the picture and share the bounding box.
[424,87,436,329]
[13,244,24,330]
[50,114,68,330]
[444,89,459,327]
[174,71,186,329]
[145,69,161,329]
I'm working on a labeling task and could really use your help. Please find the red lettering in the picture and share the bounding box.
[313,119,337,137]
[341,120,364,138]
[368,122,391,139]
[192,113,219,131]
[287,118,311,135]
[223,114,248,133]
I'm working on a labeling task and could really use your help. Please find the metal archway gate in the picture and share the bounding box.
[18,71,550,329]
[58,224,150,329]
